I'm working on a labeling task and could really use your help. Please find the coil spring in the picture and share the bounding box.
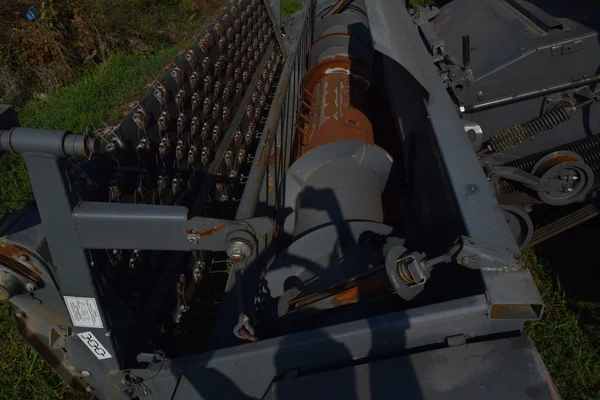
[486,106,572,153]
[397,257,416,285]
[497,134,600,194]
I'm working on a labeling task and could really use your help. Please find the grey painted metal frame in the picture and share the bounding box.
[73,202,272,251]
[367,0,542,315]
[0,0,550,398]
[135,294,524,399]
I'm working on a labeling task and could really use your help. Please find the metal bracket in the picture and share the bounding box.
[485,156,594,206]
[454,236,523,272]
[463,120,483,151]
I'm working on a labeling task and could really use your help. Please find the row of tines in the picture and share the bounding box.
[93,0,281,206]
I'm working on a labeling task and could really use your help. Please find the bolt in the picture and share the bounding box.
[465,75,474,85]
[460,256,470,266]
[18,254,29,262]
[25,283,35,292]
[572,176,579,180]
[567,187,573,192]
[15,311,24,318]
[187,235,200,245]
[226,239,253,264]
[81,370,92,378]
[85,386,93,393]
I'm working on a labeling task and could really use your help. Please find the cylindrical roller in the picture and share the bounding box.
[260,0,395,319]
[293,156,383,238]
[304,73,373,153]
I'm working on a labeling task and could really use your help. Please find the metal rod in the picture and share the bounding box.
[462,35,471,69]
[460,73,600,113]
[0,128,94,157]
[236,40,299,219]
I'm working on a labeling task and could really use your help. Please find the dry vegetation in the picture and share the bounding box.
[0,0,222,105]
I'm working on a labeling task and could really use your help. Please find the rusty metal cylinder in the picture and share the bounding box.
[305,73,373,152]
[286,0,384,239]
[296,0,373,158]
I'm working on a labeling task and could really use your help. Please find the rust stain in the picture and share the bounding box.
[256,132,274,167]
[186,223,227,237]
[236,327,257,342]
[268,147,281,168]
[304,55,372,95]
[302,73,373,155]
[534,155,580,175]
[333,286,360,303]
[0,243,43,282]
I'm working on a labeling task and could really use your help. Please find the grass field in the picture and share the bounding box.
[0,0,599,399]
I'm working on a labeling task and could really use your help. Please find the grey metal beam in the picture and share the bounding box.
[135,294,523,399]
[73,201,272,251]
[366,0,544,316]
[23,154,127,393]
[263,337,558,399]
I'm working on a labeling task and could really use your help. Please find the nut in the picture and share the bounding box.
[187,235,200,245]
[226,239,253,264]
[25,283,35,292]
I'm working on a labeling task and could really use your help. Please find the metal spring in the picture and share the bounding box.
[486,106,572,153]
[497,134,600,193]
[397,258,415,285]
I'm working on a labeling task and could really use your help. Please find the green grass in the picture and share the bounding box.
[0,304,86,400]
[525,248,600,399]
[0,40,197,219]
[282,0,303,17]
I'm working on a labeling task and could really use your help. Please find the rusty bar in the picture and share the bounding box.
[286,268,393,315]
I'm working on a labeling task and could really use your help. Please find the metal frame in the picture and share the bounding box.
[0,0,552,398]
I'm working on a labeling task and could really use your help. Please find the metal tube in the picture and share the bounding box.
[0,128,92,157]
[236,42,298,219]
[460,73,600,113]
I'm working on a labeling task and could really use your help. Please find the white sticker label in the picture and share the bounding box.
[64,296,104,328]
[78,332,112,360]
